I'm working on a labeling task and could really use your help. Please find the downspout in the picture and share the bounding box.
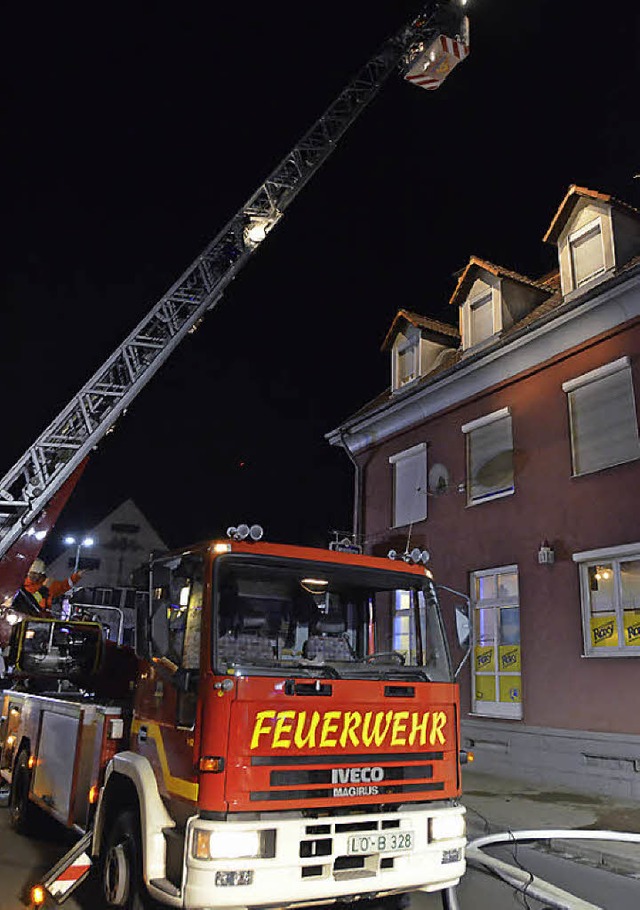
[339,430,362,545]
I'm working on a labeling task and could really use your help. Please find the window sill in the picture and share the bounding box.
[389,519,427,531]
[466,488,514,507]
[392,377,420,394]
[468,706,523,720]
[461,334,499,356]
[581,649,640,659]
[564,267,612,300]
[571,453,640,478]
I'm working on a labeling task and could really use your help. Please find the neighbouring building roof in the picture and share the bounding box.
[380,309,460,352]
[448,255,552,308]
[542,184,640,244]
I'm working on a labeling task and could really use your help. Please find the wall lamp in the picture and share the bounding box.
[538,540,555,565]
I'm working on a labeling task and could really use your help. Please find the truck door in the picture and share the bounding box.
[133,554,204,813]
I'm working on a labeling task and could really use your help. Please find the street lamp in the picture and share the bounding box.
[64,535,95,574]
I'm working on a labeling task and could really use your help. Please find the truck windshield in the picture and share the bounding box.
[213,556,452,682]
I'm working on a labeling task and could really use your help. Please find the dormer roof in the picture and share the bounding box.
[543,184,640,244]
[448,255,551,308]
[381,309,459,352]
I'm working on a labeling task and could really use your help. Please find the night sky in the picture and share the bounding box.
[3,1,639,560]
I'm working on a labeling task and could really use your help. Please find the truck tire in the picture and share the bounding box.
[101,809,153,910]
[9,749,36,835]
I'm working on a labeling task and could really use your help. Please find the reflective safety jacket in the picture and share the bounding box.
[23,572,82,613]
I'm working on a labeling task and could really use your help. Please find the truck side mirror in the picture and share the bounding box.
[455,606,470,649]
[436,585,472,680]
[150,600,170,656]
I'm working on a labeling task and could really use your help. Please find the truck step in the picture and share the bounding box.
[150,878,181,897]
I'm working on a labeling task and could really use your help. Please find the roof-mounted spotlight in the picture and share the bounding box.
[227,523,264,541]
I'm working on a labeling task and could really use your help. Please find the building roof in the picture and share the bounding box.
[380,309,460,352]
[543,184,640,244]
[334,253,640,434]
[448,255,552,307]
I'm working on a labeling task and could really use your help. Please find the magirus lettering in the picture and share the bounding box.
[331,766,384,784]
[333,785,380,797]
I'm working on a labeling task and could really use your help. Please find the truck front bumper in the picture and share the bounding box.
[182,805,465,909]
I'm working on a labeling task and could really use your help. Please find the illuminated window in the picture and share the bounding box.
[574,544,640,657]
[389,443,427,528]
[563,357,640,476]
[462,408,514,504]
[569,219,605,288]
[470,566,522,719]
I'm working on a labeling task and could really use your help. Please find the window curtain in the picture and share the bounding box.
[468,415,514,500]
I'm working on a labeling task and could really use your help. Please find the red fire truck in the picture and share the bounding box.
[0,528,470,909]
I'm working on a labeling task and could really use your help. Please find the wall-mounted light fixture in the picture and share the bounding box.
[538,540,555,565]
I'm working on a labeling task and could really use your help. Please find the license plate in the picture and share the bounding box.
[347,831,414,855]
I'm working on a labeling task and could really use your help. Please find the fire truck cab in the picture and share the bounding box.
[1,533,469,909]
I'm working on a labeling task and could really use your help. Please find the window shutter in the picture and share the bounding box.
[470,294,493,345]
[568,367,640,475]
[570,224,604,286]
[398,345,416,385]
[392,446,427,527]
[468,415,514,501]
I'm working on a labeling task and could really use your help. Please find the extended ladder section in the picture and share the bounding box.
[0,2,469,561]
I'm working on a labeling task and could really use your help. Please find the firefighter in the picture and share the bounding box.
[21,558,85,615]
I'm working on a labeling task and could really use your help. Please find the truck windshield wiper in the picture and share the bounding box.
[282,661,341,679]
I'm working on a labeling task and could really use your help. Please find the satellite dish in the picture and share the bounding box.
[428,463,450,495]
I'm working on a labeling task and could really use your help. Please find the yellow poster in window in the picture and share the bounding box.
[475,675,496,701]
[499,675,522,703]
[590,614,617,647]
[623,611,640,646]
[499,645,520,673]
[474,645,495,672]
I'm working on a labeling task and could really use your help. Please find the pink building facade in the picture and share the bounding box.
[328,187,640,798]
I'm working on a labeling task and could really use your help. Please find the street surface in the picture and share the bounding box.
[1,804,638,910]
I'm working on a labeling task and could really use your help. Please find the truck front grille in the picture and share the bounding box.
[249,751,444,803]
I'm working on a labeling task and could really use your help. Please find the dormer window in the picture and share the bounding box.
[451,257,552,352]
[541,185,640,297]
[569,218,605,288]
[382,310,460,393]
[469,292,494,346]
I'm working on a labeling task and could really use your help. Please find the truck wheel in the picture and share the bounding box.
[9,749,36,835]
[101,809,152,910]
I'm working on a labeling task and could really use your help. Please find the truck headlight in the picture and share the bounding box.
[193,828,276,860]
[429,813,466,842]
